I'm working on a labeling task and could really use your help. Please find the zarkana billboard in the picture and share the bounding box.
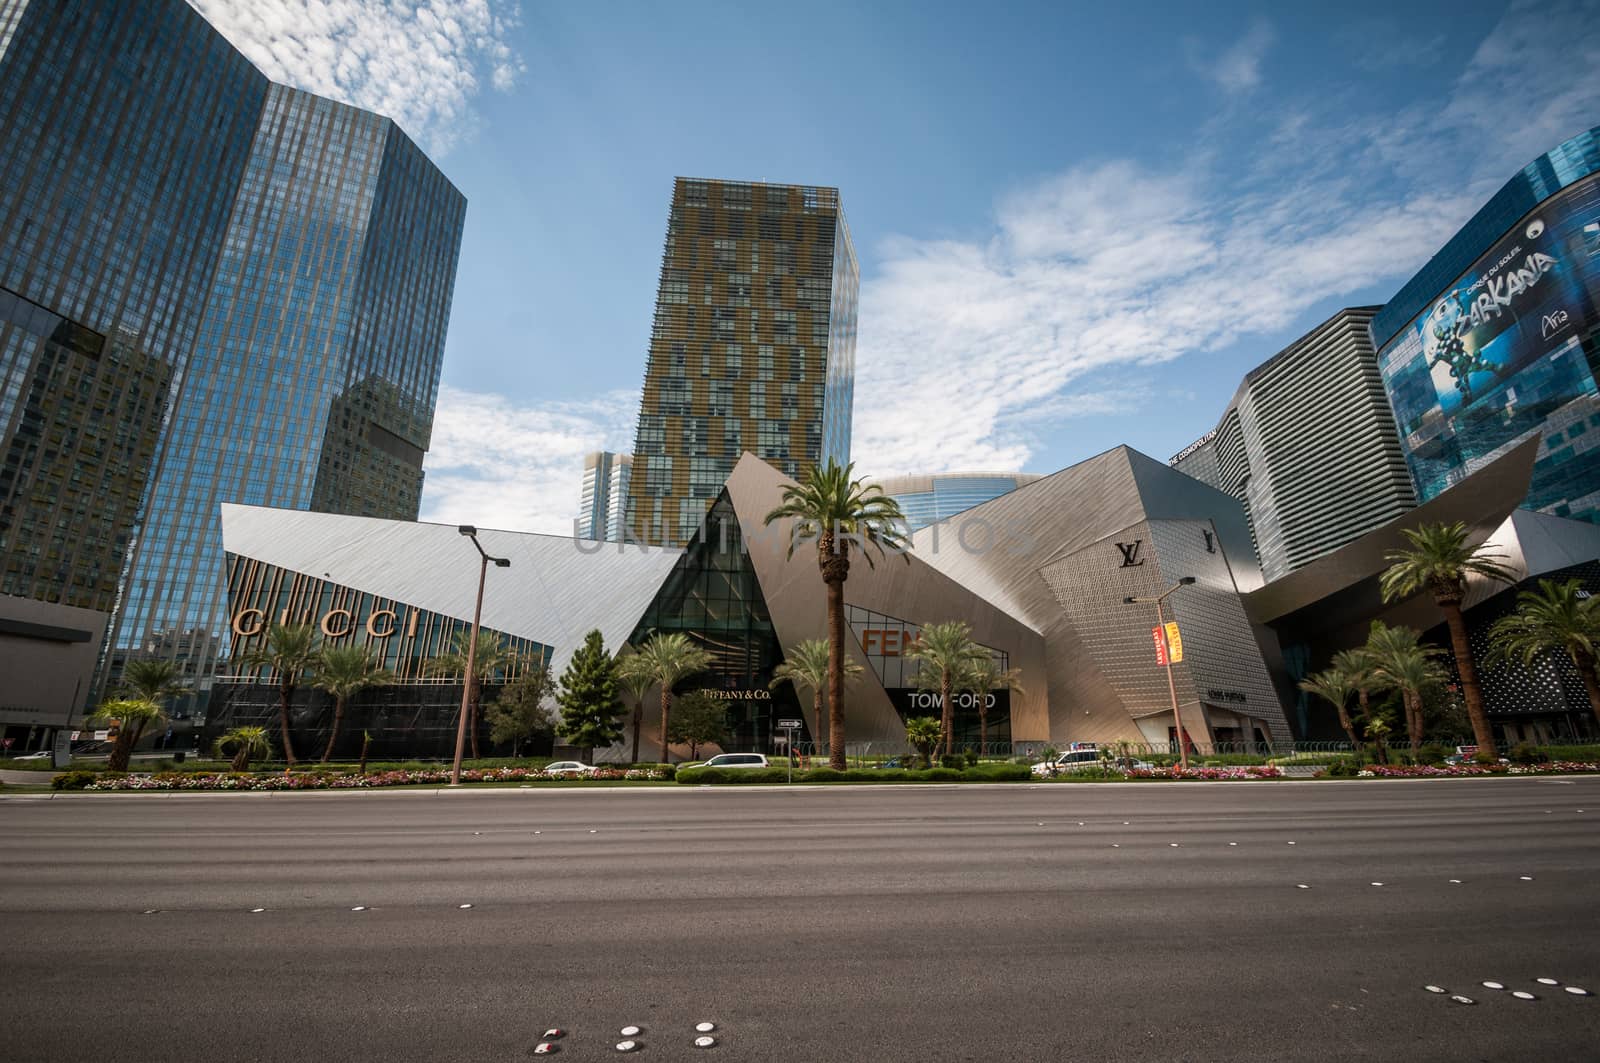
[1378,173,1600,522]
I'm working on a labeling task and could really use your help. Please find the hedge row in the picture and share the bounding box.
[674,763,1032,785]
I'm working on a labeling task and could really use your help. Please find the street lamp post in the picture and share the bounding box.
[1124,576,1197,772]
[451,525,511,786]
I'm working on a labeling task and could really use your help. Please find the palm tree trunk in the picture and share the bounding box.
[941,672,954,756]
[630,701,642,764]
[1355,688,1371,759]
[811,690,825,759]
[322,696,346,763]
[279,679,299,766]
[1406,691,1422,755]
[107,731,134,772]
[979,704,988,756]
[232,749,250,772]
[1336,703,1362,754]
[358,732,370,774]
[1440,599,1496,755]
[826,572,847,771]
[659,688,672,764]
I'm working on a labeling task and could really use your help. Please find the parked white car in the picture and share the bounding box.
[543,761,596,775]
[686,753,770,770]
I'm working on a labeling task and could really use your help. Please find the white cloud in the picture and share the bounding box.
[420,385,637,535]
[852,0,1600,478]
[1190,19,1275,94]
[187,0,524,154]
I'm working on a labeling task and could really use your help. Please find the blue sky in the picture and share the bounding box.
[194,0,1600,533]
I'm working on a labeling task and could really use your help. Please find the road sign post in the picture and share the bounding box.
[777,718,803,783]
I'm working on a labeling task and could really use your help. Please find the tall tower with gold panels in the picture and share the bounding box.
[626,178,857,545]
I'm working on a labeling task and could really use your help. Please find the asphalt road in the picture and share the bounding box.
[2,779,1597,1062]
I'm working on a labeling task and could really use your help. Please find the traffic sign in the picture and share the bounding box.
[777,718,804,729]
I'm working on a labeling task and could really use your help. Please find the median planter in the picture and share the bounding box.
[70,766,672,791]
[673,763,1031,784]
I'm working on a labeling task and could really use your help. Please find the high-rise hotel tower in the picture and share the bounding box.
[625,178,857,546]
[0,0,465,712]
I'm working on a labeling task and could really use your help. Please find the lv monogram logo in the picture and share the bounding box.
[1116,540,1144,567]
[1203,530,1216,554]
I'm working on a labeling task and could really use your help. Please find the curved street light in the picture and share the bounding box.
[451,525,511,786]
[1124,576,1196,771]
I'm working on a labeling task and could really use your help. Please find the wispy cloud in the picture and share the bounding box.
[420,385,637,535]
[187,0,524,153]
[852,0,1600,478]
[1189,19,1275,94]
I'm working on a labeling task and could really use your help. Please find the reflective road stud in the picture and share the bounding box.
[1511,991,1537,1000]
[1423,986,1447,994]
[542,1030,565,1040]
[1449,996,1476,1005]
[616,1041,638,1052]
[694,1036,716,1048]
[1565,986,1591,996]
[533,1044,558,1054]
[695,1023,716,1033]
[620,1026,641,1037]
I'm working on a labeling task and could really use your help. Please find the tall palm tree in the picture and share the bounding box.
[311,646,393,762]
[428,630,518,759]
[955,656,1025,754]
[1364,622,1447,755]
[89,697,166,772]
[241,623,320,767]
[907,621,989,755]
[615,653,655,764]
[630,633,713,763]
[1380,522,1515,755]
[1487,578,1600,729]
[770,637,862,752]
[214,726,272,772]
[1298,666,1362,753]
[764,459,908,771]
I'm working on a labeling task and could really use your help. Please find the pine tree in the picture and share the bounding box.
[556,630,624,754]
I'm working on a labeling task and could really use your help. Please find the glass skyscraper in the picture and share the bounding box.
[625,178,858,546]
[0,0,465,705]
[875,471,1041,532]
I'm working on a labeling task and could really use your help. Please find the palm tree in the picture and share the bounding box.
[215,726,272,772]
[1380,522,1515,755]
[770,637,862,752]
[630,633,713,763]
[615,652,655,764]
[241,623,320,767]
[1298,666,1362,754]
[1364,622,1447,756]
[1487,578,1600,729]
[311,646,393,762]
[907,621,989,755]
[117,658,187,754]
[955,656,1025,755]
[88,697,166,772]
[904,716,943,769]
[1331,647,1378,746]
[764,459,908,771]
[428,630,518,759]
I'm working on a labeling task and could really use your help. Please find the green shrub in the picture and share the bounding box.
[1324,758,1361,778]
[1508,743,1551,765]
[52,769,99,790]
[1416,743,1449,765]
[1472,750,1500,766]
[960,763,1030,782]
[801,768,846,782]
[922,767,962,781]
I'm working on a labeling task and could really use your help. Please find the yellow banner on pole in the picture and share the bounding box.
[1164,621,1183,663]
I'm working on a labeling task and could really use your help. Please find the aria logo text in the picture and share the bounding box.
[1542,309,1570,340]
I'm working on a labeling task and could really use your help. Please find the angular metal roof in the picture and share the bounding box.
[219,504,683,677]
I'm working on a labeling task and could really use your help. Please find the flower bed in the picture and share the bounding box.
[1352,761,1600,778]
[1123,765,1283,781]
[75,766,670,791]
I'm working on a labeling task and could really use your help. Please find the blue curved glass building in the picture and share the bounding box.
[1374,127,1600,523]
